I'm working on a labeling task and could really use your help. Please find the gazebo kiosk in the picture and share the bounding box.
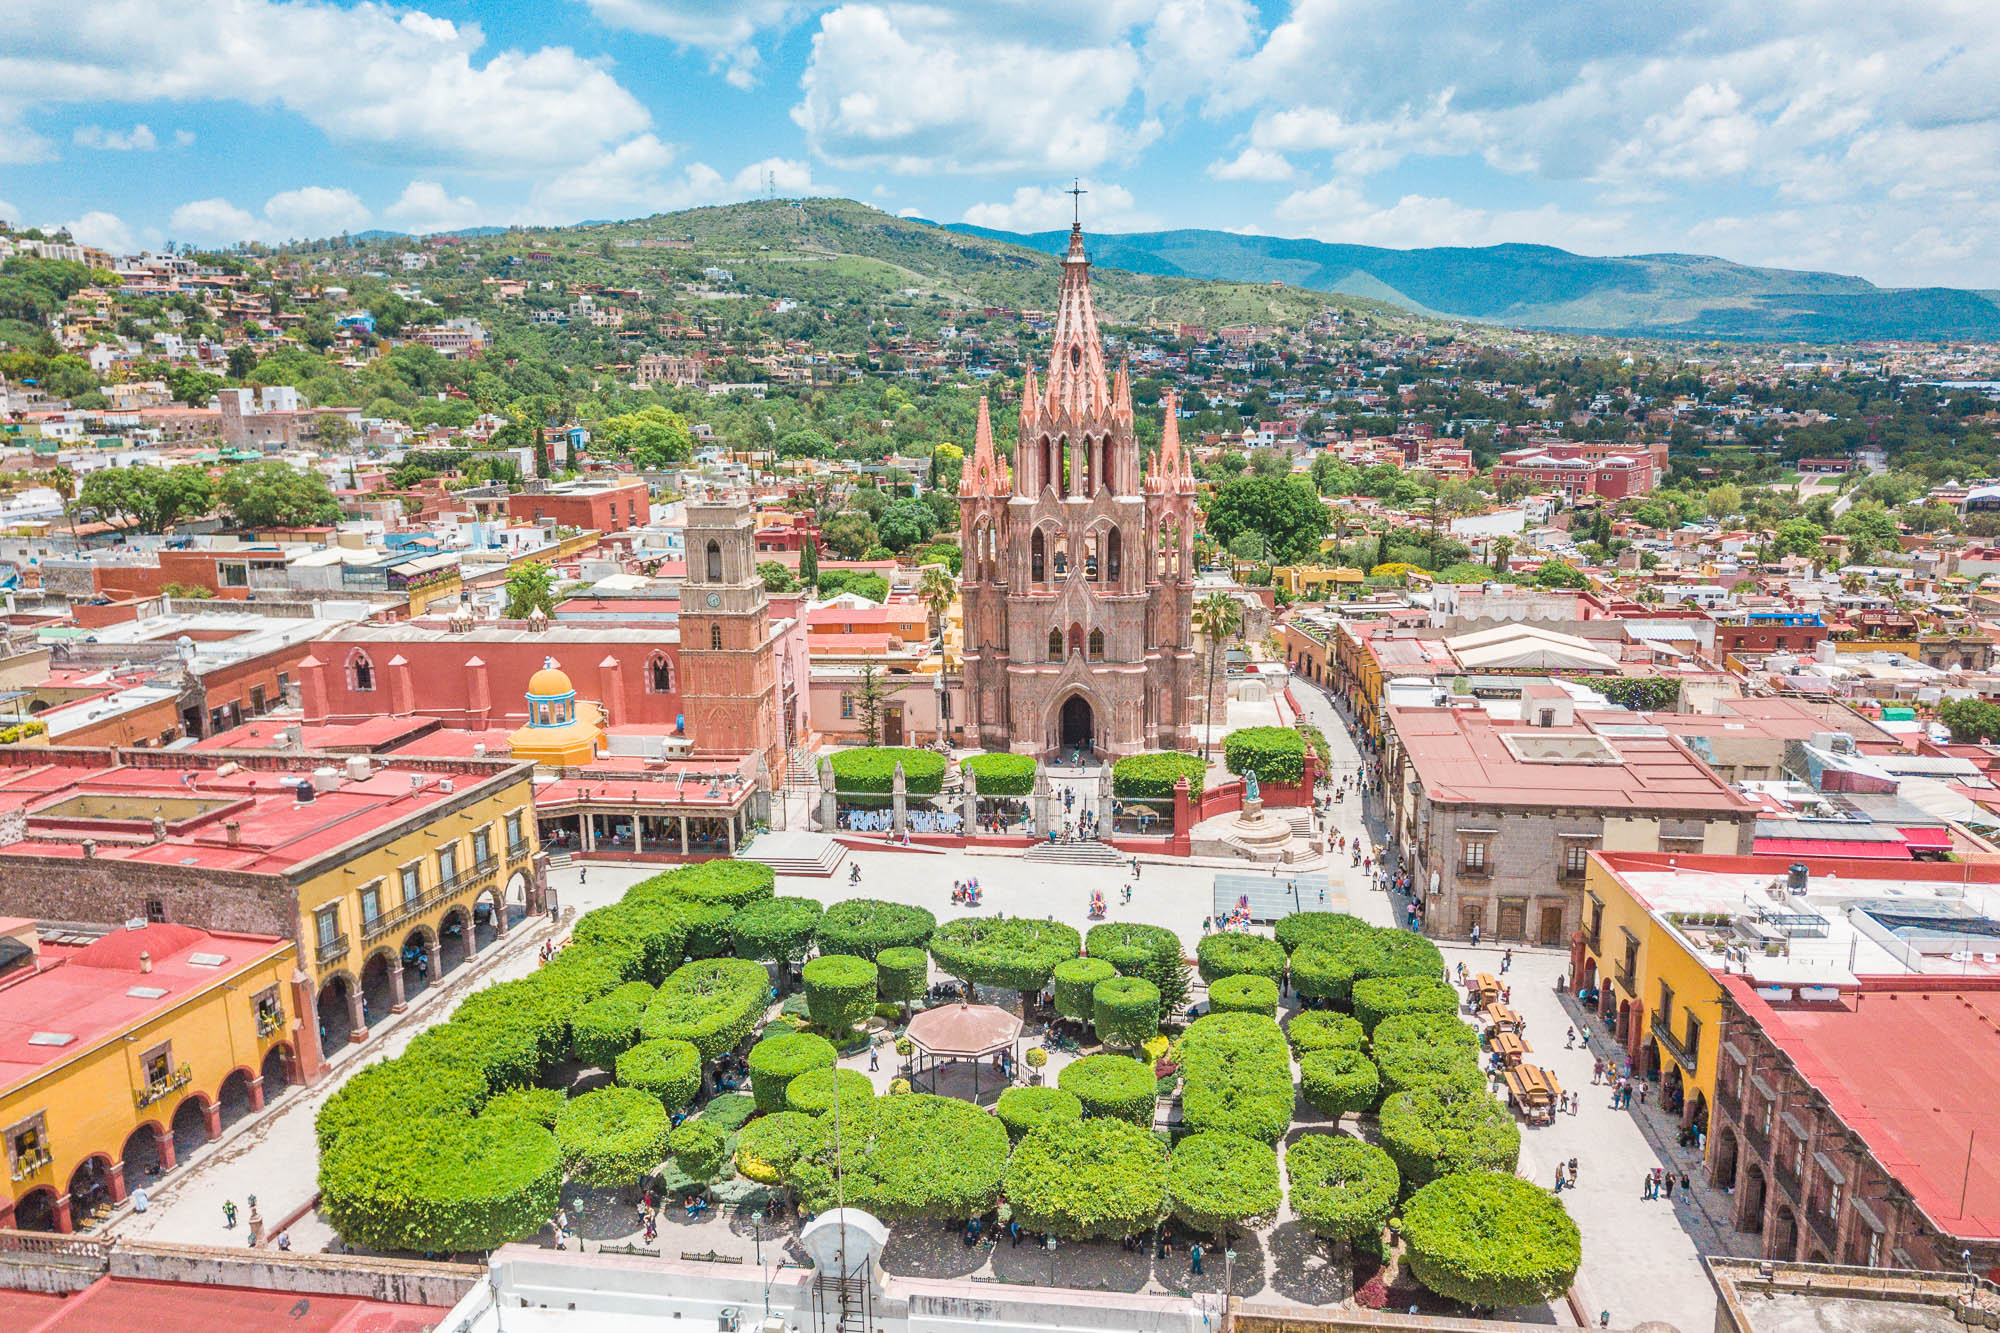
[904,1003,1022,1101]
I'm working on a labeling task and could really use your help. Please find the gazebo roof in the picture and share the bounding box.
[905,1002,1022,1058]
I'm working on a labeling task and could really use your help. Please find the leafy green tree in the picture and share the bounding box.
[598,406,693,468]
[1195,591,1242,760]
[79,466,214,533]
[1939,698,2000,742]
[1204,475,1328,563]
[1836,500,1900,544]
[798,538,819,591]
[504,563,558,620]
[1771,518,1827,560]
[821,511,877,560]
[1704,482,1743,520]
[854,660,885,745]
[1533,559,1589,589]
[916,563,956,638]
[165,367,222,406]
[215,461,341,529]
[758,560,800,592]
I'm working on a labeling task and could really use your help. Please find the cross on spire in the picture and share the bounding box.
[1067,177,1086,227]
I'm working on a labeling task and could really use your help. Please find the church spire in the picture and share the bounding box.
[961,394,999,495]
[1044,221,1108,418]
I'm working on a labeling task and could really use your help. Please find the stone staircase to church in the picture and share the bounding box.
[783,746,820,790]
[739,831,847,877]
[1022,839,1124,867]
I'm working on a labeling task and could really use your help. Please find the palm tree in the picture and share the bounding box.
[1194,591,1242,761]
[915,563,957,640]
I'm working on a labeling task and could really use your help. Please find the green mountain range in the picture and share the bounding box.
[948,222,2000,343]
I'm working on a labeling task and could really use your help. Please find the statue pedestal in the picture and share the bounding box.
[1243,796,1264,820]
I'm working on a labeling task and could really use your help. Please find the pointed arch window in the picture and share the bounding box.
[649,654,673,693]
[1088,628,1105,661]
[1107,526,1123,580]
[348,651,375,692]
[1069,623,1084,658]
[1048,629,1063,660]
[705,540,723,582]
[710,624,723,651]
[1031,529,1046,583]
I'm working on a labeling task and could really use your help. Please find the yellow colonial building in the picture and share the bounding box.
[0,920,298,1233]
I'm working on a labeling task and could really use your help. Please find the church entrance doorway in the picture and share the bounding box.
[1059,695,1094,753]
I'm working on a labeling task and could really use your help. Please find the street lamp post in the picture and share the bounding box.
[1223,1248,1237,1330]
[1046,1235,1058,1285]
[752,1209,768,1315]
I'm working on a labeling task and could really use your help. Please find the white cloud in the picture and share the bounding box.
[0,200,18,227]
[1140,0,1257,110]
[172,129,195,148]
[60,210,135,252]
[793,4,1162,173]
[0,115,52,165]
[2,0,652,172]
[525,140,827,225]
[962,181,1153,233]
[1207,146,1294,182]
[169,186,369,245]
[1274,178,1630,254]
[73,122,156,150]
[580,0,809,87]
[386,180,486,234]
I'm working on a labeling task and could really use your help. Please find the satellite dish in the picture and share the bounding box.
[799,1209,886,1278]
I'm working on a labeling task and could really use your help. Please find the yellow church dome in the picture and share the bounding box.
[527,666,573,698]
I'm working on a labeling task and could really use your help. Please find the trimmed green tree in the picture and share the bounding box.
[1195,932,1286,985]
[1207,973,1279,1017]
[787,1094,1009,1221]
[1274,911,1373,955]
[640,957,770,1061]
[816,898,936,959]
[1058,1053,1159,1126]
[928,917,1081,997]
[555,1086,672,1189]
[823,748,946,807]
[1053,956,1118,1023]
[1351,974,1458,1036]
[1169,1131,1281,1237]
[1176,1012,1293,1144]
[1378,1082,1521,1188]
[747,1031,838,1112]
[482,1086,566,1128]
[1284,1011,1366,1057]
[802,954,878,1035]
[994,1086,1084,1141]
[784,1067,875,1117]
[1005,1118,1170,1240]
[1299,1048,1381,1119]
[320,1114,562,1252]
[1400,1172,1581,1308]
[735,1110,819,1184]
[1085,921,1190,1020]
[1222,726,1307,785]
[571,980,655,1070]
[1371,1012,1483,1100]
[666,1117,729,1186]
[615,1038,703,1113]
[1093,974,1162,1048]
[875,945,929,1014]
[1286,1133,1398,1243]
[959,752,1036,795]
[728,897,823,975]
[1111,751,1206,803]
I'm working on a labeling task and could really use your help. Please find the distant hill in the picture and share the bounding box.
[948,223,2000,342]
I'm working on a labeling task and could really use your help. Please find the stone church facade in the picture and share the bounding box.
[957,222,1205,758]
[677,492,784,783]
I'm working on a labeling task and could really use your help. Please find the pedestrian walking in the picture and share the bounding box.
[1190,1242,1204,1276]
[869,1042,879,1072]
[1641,1173,1653,1200]
[1567,1157,1578,1186]
[579,868,587,887]
[1470,923,1481,946]
[1554,1167,1566,1193]
[1663,1173,1676,1199]
[1502,948,1513,973]
[1566,1026,1577,1049]
[1639,1082,1650,1105]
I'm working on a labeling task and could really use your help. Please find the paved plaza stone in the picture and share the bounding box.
[106,680,1728,1326]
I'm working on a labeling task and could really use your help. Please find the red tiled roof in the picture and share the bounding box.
[1752,837,1912,860]
[16,1276,453,1332]
[1721,974,2000,1241]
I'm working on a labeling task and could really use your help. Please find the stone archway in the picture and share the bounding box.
[318,972,359,1049]
[1056,693,1095,756]
[10,1186,59,1233]
[121,1122,166,1183]
[439,907,471,975]
[1712,1127,1740,1194]
[67,1155,115,1225]
[1772,1204,1800,1261]
[217,1068,256,1134]
[260,1045,294,1104]
[170,1094,212,1162]
[401,925,437,1004]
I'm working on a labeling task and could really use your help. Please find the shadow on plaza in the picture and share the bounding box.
[1265,1222,1353,1306]
[987,1233,1152,1293]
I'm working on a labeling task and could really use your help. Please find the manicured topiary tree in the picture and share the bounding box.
[615,1038,703,1113]
[1287,1133,1398,1243]
[928,916,1081,997]
[748,1031,837,1112]
[1364,929,1445,982]
[994,1086,1084,1141]
[1222,725,1307,785]
[1351,974,1458,1036]
[1168,1131,1281,1238]
[727,897,823,976]
[784,1067,875,1117]
[1378,1082,1521,1188]
[1195,931,1287,985]
[1053,956,1118,1023]
[1111,751,1207,803]
[573,896,692,984]
[1300,1048,1380,1120]
[1400,1172,1581,1308]
[640,957,770,1061]
[816,898,936,959]
[788,1093,1009,1221]
[1177,1011,1293,1144]
[1207,972,1278,1017]
[1284,1010,1366,1057]
[666,1117,729,1186]
[482,1086,566,1129]
[1005,1118,1170,1240]
[555,1085,672,1189]
[320,1114,563,1252]
[802,953,878,1035]
[570,980,655,1070]
[874,946,928,1015]
[735,1110,818,1184]
[316,1057,487,1154]
[1086,921,1192,1020]
[960,752,1036,795]
[1092,975,1161,1049]
[1274,911,1372,956]
[1288,941,1361,1008]
[1371,1012,1483,1100]
[824,748,946,807]
[1058,1053,1159,1126]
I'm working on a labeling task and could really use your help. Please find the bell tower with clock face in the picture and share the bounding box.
[678,490,782,781]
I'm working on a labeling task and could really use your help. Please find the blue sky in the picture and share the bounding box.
[3,1,1996,287]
